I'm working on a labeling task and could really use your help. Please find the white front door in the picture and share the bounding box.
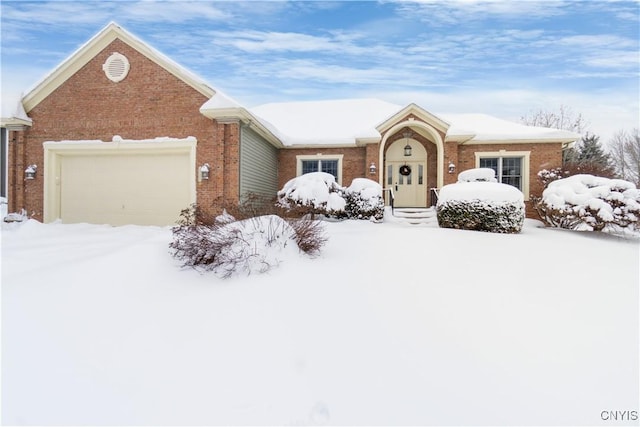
[388,161,426,207]
[385,136,428,208]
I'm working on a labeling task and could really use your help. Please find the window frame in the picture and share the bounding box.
[475,150,530,200]
[296,154,344,185]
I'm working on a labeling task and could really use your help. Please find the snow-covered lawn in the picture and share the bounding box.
[2,217,638,425]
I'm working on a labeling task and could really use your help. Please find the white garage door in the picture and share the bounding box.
[45,138,196,226]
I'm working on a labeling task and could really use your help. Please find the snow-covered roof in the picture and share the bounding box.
[441,113,581,142]
[251,98,402,146]
[242,98,580,147]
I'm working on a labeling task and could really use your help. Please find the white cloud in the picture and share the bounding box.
[394,0,570,24]
[0,0,229,29]
[208,30,365,54]
[122,1,230,23]
[0,1,112,26]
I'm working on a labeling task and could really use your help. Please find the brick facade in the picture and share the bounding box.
[10,38,227,220]
[6,30,566,224]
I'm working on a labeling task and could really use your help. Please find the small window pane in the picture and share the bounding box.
[302,160,318,175]
[501,157,522,190]
[418,164,423,185]
[407,170,412,185]
[502,157,521,176]
[502,176,521,189]
[321,160,338,180]
[399,173,403,185]
[479,157,498,176]
[387,165,393,186]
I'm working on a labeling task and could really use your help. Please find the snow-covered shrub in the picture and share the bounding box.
[537,167,570,188]
[276,172,347,218]
[457,168,498,183]
[277,173,384,221]
[344,178,384,221]
[170,205,327,278]
[535,174,640,233]
[436,181,525,233]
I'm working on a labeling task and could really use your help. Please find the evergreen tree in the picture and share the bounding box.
[567,132,616,177]
[577,133,610,165]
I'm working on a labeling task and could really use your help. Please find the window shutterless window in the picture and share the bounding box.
[301,159,338,179]
[476,151,530,200]
[479,156,523,191]
[296,155,343,184]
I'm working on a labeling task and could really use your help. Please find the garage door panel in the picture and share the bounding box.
[60,152,192,226]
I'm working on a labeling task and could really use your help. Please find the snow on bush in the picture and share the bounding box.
[170,206,326,278]
[277,173,384,221]
[276,172,347,218]
[537,167,570,188]
[457,167,498,183]
[535,174,640,232]
[344,178,384,221]
[437,180,525,233]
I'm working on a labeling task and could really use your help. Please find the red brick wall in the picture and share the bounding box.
[13,38,228,220]
[7,130,26,214]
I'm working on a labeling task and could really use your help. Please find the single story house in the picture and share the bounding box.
[1,22,580,226]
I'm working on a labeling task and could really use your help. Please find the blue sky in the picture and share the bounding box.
[1,0,638,142]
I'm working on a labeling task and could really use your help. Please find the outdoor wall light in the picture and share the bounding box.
[369,162,377,175]
[199,163,210,181]
[448,162,456,174]
[25,164,37,180]
[403,131,412,157]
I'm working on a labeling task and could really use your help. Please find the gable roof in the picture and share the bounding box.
[21,22,224,113]
[246,98,580,147]
[376,103,450,136]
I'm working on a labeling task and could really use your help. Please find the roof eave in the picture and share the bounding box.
[355,136,381,146]
[445,134,475,144]
[461,137,581,145]
[281,143,358,149]
[0,117,33,129]
[200,106,284,148]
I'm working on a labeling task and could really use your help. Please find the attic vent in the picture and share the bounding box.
[102,52,130,82]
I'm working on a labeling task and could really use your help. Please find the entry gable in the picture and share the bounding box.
[22,22,216,113]
[376,103,450,136]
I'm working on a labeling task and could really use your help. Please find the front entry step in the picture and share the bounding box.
[388,207,438,226]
